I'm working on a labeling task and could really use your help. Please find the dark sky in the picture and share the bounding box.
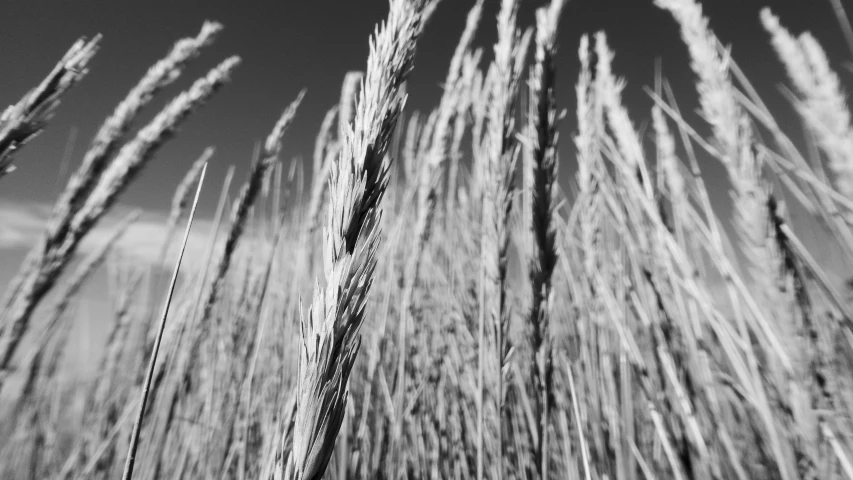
[0,0,849,219]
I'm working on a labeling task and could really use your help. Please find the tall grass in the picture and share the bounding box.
[0,22,237,383]
[526,1,566,478]
[3,0,853,479]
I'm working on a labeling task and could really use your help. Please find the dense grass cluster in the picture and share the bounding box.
[2,0,853,478]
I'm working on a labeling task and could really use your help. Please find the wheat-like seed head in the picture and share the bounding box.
[74,57,240,235]
[655,0,742,160]
[527,0,564,328]
[447,49,482,209]
[339,71,364,141]
[412,0,484,266]
[575,35,595,197]
[313,106,339,183]
[199,89,305,326]
[762,8,853,202]
[475,1,531,477]
[305,73,364,238]
[0,56,238,379]
[652,106,683,201]
[0,36,100,178]
[761,10,816,95]
[169,147,215,229]
[13,210,140,407]
[656,0,769,280]
[526,1,565,476]
[594,33,653,199]
[51,22,222,237]
[482,0,530,358]
[289,2,430,479]
[401,111,422,184]
[657,3,822,478]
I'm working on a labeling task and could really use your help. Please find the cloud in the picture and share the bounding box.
[0,199,227,272]
[110,212,218,269]
[0,202,53,249]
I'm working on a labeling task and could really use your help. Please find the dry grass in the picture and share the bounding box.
[2,1,853,479]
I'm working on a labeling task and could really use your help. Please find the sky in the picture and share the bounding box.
[0,0,851,284]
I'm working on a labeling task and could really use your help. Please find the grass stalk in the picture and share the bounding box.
[121,162,207,480]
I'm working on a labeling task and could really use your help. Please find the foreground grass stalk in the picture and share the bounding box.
[121,162,207,480]
[286,1,430,478]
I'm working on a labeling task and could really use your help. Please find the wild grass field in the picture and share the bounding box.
[2,0,853,478]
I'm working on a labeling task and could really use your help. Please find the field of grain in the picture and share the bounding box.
[2,0,853,478]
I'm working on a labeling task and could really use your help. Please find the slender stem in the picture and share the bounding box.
[828,0,853,59]
[121,162,208,480]
[566,360,592,480]
[476,239,486,480]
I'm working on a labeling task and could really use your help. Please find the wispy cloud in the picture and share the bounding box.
[0,199,222,271]
[0,202,53,248]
